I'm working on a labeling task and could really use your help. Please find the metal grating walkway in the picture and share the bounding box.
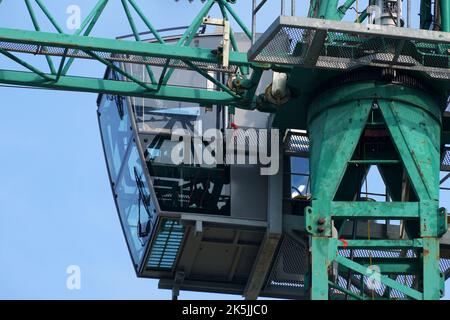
[443,148,450,171]
[0,41,237,74]
[249,16,450,80]
[264,235,309,298]
[284,132,450,172]
[147,219,185,270]
[332,249,450,299]
[284,131,309,156]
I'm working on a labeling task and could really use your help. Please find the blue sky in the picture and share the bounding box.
[0,0,448,300]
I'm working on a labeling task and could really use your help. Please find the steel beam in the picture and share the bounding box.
[338,239,423,249]
[307,81,444,300]
[0,28,249,67]
[243,233,281,300]
[244,158,283,300]
[338,258,420,275]
[331,202,420,219]
[335,255,423,300]
[0,69,240,105]
[441,0,450,32]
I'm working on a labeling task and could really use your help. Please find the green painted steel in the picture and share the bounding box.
[0,69,239,105]
[441,0,450,32]
[330,202,421,219]
[0,0,260,109]
[160,0,216,85]
[310,237,334,299]
[60,0,109,76]
[306,81,445,300]
[335,255,424,300]
[338,239,424,249]
[0,0,448,301]
[317,0,341,20]
[0,48,54,81]
[338,259,420,274]
[24,0,56,75]
[120,0,156,84]
[422,238,442,299]
[337,0,357,19]
[0,0,266,111]
[328,281,366,300]
[0,28,250,67]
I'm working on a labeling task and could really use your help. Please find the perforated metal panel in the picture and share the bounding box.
[264,235,309,296]
[0,41,237,74]
[284,131,309,155]
[331,249,450,299]
[337,249,417,299]
[147,219,185,270]
[443,147,450,171]
[441,258,450,279]
[284,132,450,171]
[339,248,417,259]
[249,16,450,80]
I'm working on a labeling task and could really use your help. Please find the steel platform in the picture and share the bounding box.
[248,16,450,80]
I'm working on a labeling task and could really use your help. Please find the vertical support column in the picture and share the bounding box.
[380,97,443,299]
[422,238,441,300]
[307,202,335,300]
[441,0,450,32]
[267,150,283,235]
[379,96,443,300]
[307,96,371,300]
[311,237,333,300]
[307,81,444,300]
[244,149,283,300]
[420,202,443,300]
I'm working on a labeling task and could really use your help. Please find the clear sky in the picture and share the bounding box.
[0,0,448,300]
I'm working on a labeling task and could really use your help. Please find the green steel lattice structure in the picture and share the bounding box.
[0,0,449,300]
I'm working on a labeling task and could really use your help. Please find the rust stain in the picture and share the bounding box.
[411,150,426,179]
[423,249,430,257]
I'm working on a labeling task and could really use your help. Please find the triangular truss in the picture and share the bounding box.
[0,0,262,106]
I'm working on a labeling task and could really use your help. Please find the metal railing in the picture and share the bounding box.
[252,0,296,44]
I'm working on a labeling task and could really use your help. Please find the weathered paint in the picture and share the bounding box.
[307,81,444,300]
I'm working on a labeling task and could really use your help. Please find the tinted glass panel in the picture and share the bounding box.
[123,60,231,215]
[116,141,157,265]
[98,91,131,183]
